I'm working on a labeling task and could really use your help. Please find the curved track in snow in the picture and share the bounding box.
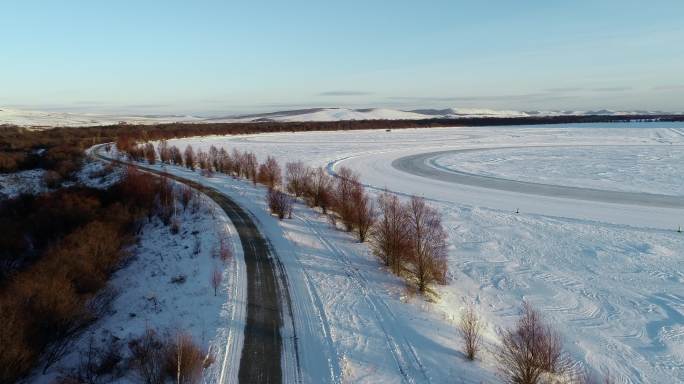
[392,147,684,209]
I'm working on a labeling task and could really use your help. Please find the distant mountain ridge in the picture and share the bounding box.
[1,106,680,128]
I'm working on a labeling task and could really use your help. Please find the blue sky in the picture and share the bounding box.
[2,0,683,114]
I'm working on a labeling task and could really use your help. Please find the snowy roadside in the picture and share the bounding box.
[31,168,246,384]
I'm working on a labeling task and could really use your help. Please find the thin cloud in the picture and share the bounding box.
[121,103,172,109]
[591,86,632,92]
[387,93,575,102]
[318,90,373,96]
[652,84,684,91]
[545,87,583,92]
[72,100,108,105]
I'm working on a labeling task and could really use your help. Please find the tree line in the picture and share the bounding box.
[127,141,448,294]
[5,112,680,176]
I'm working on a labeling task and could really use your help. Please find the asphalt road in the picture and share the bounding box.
[392,147,684,209]
[93,148,285,384]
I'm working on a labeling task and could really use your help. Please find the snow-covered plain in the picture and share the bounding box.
[161,122,684,383]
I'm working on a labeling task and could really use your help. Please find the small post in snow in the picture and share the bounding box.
[678,225,682,233]
[515,208,519,214]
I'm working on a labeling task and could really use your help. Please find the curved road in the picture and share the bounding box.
[392,147,684,209]
[93,147,292,384]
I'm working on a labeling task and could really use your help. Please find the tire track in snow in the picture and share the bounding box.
[297,214,432,384]
[669,128,684,138]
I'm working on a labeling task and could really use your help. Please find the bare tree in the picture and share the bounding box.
[406,196,448,292]
[196,150,210,172]
[158,140,171,164]
[230,149,243,177]
[371,192,409,275]
[267,188,293,220]
[285,161,309,197]
[210,266,222,296]
[144,143,156,164]
[497,302,570,384]
[244,152,258,183]
[169,146,183,165]
[216,147,230,173]
[183,145,195,170]
[209,145,219,171]
[129,329,166,384]
[218,238,232,262]
[333,166,361,232]
[166,331,212,384]
[257,156,282,188]
[179,186,193,211]
[304,167,333,213]
[458,305,483,361]
[351,183,375,242]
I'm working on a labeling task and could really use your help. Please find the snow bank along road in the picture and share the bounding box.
[392,146,684,209]
[93,146,294,384]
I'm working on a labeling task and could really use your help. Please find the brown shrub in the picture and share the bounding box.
[158,140,170,164]
[218,238,232,262]
[144,143,156,164]
[129,329,166,384]
[370,192,409,275]
[406,196,449,292]
[211,266,222,296]
[197,150,210,171]
[164,332,213,384]
[497,302,570,384]
[304,167,333,213]
[458,305,483,361]
[257,156,282,188]
[170,146,183,165]
[179,186,193,211]
[285,161,309,197]
[243,152,258,183]
[330,167,358,231]
[350,183,375,242]
[267,188,293,220]
[183,145,195,170]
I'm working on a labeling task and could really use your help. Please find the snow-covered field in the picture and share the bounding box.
[158,122,684,383]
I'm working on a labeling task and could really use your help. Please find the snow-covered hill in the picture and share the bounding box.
[1,106,678,127]
[215,107,431,122]
[0,107,203,128]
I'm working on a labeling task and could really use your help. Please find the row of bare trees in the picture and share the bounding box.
[128,143,448,293]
